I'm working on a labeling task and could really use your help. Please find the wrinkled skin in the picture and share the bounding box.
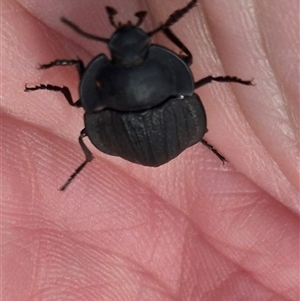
[2,0,299,300]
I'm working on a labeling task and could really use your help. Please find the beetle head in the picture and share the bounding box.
[109,26,150,67]
[61,1,198,63]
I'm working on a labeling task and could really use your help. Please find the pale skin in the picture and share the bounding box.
[2,0,299,300]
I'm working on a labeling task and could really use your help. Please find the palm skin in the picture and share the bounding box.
[2,0,299,300]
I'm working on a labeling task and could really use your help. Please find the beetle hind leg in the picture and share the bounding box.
[201,139,226,163]
[59,129,94,191]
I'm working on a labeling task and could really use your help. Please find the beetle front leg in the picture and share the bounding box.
[162,27,192,66]
[24,84,82,107]
[39,59,85,78]
[60,129,94,191]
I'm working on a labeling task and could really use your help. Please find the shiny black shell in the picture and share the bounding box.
[84,93,207,166]
[80,45,194,112]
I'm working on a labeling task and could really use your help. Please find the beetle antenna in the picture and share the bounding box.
[134,11,147,26]
[61,18,110,43]
[105,6,119,28]
[148,0,198,36]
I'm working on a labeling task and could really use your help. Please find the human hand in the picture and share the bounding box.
[2,0,299,300]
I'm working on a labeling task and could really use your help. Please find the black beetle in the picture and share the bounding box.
[25,0,252,190]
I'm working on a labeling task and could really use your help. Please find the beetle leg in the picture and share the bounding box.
[61,18,110,43]
[39,59,85,78]
[60,129,94,191]
[195,75,253,89]
[148,0,197,36]
[162,27,192,66]
[24,84,82,107]
[201,139,226,163]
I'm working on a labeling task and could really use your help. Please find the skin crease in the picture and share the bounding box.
[1,0,299,300]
